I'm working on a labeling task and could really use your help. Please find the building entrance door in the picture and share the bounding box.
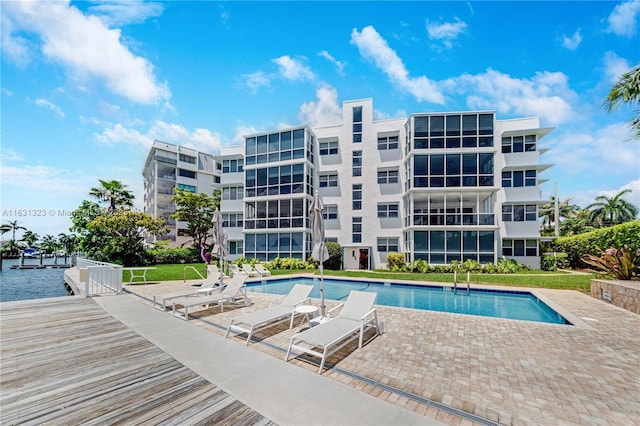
[359,248,369,270]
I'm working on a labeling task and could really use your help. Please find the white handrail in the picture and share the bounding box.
[78,257,123,297]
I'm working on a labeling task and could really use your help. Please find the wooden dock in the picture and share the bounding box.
[0,296,275,425]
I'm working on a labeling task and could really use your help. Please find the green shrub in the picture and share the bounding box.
[266,257,309,270]
[462,259,482,272]
[147,247,199,264]
[324,242,342,270]
[386,252,407,272]
[541,252,569,271]
[481,262,497,274]
[408,258,430,273]
[497,258,520,273]
[555,221,640,268]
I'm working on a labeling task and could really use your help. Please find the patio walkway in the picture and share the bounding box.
[126,276,640,425]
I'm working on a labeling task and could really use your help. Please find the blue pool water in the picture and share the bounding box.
[247,277,570,325]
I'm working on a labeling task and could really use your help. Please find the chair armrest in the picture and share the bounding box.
[269,293,286,307]
[360,308,377,322]
[327,302,344,318]
[292,297,311,307]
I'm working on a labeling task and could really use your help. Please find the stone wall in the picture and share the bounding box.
[590,279,640,315]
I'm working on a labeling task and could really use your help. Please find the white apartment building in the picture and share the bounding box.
[144,98,552,269]
[142,141,220,247]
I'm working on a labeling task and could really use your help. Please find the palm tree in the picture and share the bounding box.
[560,209,594,236]
[1,220,26,241]
[21,230,40,248]
[40,235,59,254]
[587,189,639,227]
[58,233,78,254]
[539,197,580,234]
[604,64,640,140]
[90,179,135,214]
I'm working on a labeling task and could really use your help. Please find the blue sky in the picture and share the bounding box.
[1,0,639,238]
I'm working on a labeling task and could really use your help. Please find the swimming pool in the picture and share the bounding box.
[246,277,571,325]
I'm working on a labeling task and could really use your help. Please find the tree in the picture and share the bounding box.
[84,210,167,266]
[1,220,25,241]
[539,197,580,235]
[170,188,220,250]
[21,230,40,248]
[587,189,639,228]
[40,235,59,254]
[89,179,135,214]
[559,209,594,236]
[604,64,640,140]
[58,233,79,254]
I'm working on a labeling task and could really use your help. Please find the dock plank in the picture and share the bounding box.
[0,297,276,425]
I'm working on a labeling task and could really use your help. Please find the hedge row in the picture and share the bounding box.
[554,220,640,268]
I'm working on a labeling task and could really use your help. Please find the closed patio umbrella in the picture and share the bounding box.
[310,190,330,317]
[212,208,228,286]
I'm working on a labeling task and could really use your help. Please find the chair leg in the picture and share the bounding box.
[285,338,294,361]
[319,348,328,374]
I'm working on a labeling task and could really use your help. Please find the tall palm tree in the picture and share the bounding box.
[58,233,78,254]
[587,189,639,227]
[539,197,580,233]
[89,179,135,214]
[604,64,640,140]
[40,234,59,254]
[1,220,26,241]
[21,230,40,248]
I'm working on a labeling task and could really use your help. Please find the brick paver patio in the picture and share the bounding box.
[127,277,640,425]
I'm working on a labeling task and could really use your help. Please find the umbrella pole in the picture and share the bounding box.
[320,263,325,317]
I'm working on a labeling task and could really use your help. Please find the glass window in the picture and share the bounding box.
[269,133,279,152]
[446,154,460,175]
[502,137,512,153]
[293,129,305,149]
[526,205,537,221]
[414,116,428,137]
[462,114,477,136]
[414,231,428,250]
[479,113,493,135]
[446,231,461,251]
[513,171,524,187]
[525,135,536,151]
[462,153,477,174]
[463,231,477,252]
[353,151,362,177]
[526,240,538,256]
[178,169,196,179]
[513,136,523,152]
[353,106,362,123]
[246,137,256,155]
[479,153,493,174]
[177,183,196,193]
[430,116,444,137]
[353,133,362,143]
[514,239,525,256]
[446,115,461,136]
[514,205,525,221]
[479,231,494,252]
[430,231,445,251]
[502,205,512,221]
[430,155,444,175]
[525,170,536,186]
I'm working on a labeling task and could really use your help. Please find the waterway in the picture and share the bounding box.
[0,258,70,303]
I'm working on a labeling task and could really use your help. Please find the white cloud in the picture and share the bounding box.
[232,124,259,145]
[561,29,582,50]
[297,84,343,128]
[318,50,346,74]
[1,164,87,194]
[350,26,444,104]
[1,1,170,105]
[95,120,223,154]
[426,18,467,49]
[95,123,152,149]
[449,69,577,125]
[35,98,65,118]
[242,71,271,93]
[272,55,315,81]
[543,122,640,181]
[606,0,640,37]
[1,148,24,162]
[603,51,632,84]
[86,1,163,27]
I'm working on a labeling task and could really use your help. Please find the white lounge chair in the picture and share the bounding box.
[285,290,382,374]
[229,264,242,276]
[152,265,223,310]
[207,264,229,280]
[254,263,272,277]
[171,274,249,320]
[225,284,313,345]
[242,263,260,277]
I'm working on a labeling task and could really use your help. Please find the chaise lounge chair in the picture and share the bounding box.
[242,263,260,277]
[229,264,243,276]
[285,290,382,374]
[171,274,249,321]
[152,265,224,311]
[254,263,272,277]
[225,284,313,345]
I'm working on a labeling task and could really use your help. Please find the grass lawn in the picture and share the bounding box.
[127,263,596,293]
